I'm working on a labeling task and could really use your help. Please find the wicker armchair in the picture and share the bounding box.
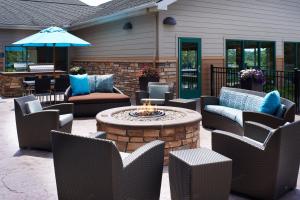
[136,82,174,105]
[51,130,165,200]
[212,121,300,199]
[14,95,74,151]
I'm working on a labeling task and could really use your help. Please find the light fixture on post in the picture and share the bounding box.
[163,17,176,25]
[123,22,133,30]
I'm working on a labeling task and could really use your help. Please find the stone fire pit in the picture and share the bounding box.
[96,106,201,165]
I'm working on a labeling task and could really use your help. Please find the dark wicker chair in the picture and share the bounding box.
[34,76,52,103]
[54,75,69,102]
[212,121,300,200]
[136,82,174,105]
[51,130,165,200]
[201,87,296,135]
[14,95,74,151]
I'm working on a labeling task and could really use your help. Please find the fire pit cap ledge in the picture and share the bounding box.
[96,106,202,128]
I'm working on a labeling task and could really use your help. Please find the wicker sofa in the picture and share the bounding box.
[201,87,295,135]
[64,86,130,117]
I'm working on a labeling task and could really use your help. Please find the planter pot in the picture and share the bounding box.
[240,79,263,92]
[139,76,159,91]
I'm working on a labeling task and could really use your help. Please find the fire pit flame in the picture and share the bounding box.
[129,101,165,117]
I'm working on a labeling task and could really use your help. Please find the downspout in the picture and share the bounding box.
[154,12,160,69]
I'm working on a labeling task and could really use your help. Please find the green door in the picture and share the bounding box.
[179,38,202,99]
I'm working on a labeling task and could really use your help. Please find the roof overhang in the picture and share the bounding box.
[0,25,48,31]
[69,0,177,31]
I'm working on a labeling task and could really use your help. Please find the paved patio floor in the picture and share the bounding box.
[0,98,299,199]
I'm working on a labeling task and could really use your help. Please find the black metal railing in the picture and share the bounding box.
[210,65,300,112]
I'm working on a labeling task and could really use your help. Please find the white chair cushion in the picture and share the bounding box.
[25,100,43,114]
[59,114,73,127]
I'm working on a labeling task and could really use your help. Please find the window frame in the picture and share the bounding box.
[284,41,300,71]
[226,39,276,70]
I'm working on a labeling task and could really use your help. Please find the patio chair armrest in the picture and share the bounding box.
[244,121,273,143]
[243,111,285,129]
[200,96,219,112]
[122,140,165,168]
[164,92,174,102]
[135,90,149,105]
[44,103,74,115]
[24,110,60,130]
[113,86,124,95]
[64,86,71,102]
[212,130,265,152]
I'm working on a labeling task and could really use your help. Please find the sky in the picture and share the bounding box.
[80,0,111,6]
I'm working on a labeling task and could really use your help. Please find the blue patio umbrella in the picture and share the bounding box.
[12,26,91,70]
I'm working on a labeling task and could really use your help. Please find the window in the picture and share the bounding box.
[226,40,275,70]
[5,46,27,71]
[4,46,68,72]
[284,42,300,71]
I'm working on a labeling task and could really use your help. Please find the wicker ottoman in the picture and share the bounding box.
[169,148,232,200]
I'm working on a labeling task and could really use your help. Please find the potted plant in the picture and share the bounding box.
[69,66,87,75]
[138,66,160,91]
[240,68,265,91]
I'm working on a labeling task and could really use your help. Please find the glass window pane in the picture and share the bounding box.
[181,42,198,89]
[284,42,296,71]
[244,41,259,68]
[260,42,275,70]
[297,44,300,69]
[5,46,27,72]
[226,40,242,68]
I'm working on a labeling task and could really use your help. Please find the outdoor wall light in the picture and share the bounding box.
[163,17,176,25]
[123,22,133,30]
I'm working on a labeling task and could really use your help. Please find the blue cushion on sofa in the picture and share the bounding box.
[95,74,114,92]
[219,89,247,110]
[244,94,264,112]
[259,90,281,115]
[88,75,96,93]
[69,74,90,96]
[274,104,286,118]
[205,105,243,125]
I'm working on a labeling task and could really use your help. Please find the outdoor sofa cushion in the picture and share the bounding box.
[259,90,281,115]
[69,74,90,96]
[68,93,130,104]
[95,74,114,92]
[59,114,73,127]
[25,100,43,114]
[205,105,243,126]
[88,75,96,93]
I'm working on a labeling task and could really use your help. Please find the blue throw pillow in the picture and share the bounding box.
[95,74,114,92]
[259,90,281,115]
[69,74,90,96]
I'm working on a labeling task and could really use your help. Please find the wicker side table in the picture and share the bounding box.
[169,148,232,200]
[167,98,197,111]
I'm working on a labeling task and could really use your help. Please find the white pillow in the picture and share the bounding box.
[25,100,43,114]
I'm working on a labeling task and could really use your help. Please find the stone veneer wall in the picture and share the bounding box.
[72,60,178,99]
[97,122,199,165]
[0,71,66,97]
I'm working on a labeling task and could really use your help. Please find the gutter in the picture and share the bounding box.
[0,25,48,31]
[70,0,177,30]
[69,2,157,30]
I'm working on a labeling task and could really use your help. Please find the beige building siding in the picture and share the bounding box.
[158,0,300,58]
[71,13,157,60]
